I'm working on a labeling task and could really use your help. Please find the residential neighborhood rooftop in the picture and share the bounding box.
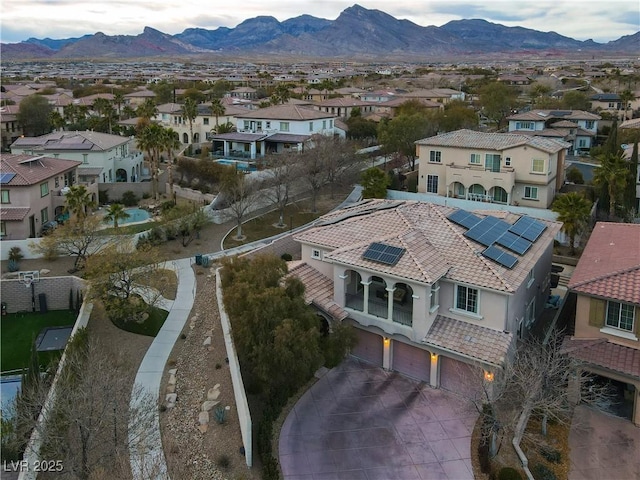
[415,129,571,153]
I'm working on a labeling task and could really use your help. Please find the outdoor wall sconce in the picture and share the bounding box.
[484,371,495,382]
[430,352,438,360]
[383,337,390,346]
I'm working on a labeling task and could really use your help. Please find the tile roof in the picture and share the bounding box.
[294,200,561,293]
[0,207,31,221]
[266,133,310,143]
[561,337,640,380]
[1,154,81,186]
[285,262,348,321]
[568,222,640,304]
[415,129,570,154]
[315,98,373,107]
[507,109,601,121]
[424,315,514,366]
[11,130,130,151]
[235,104,335,121]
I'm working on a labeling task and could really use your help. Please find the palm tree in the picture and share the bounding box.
[136,123,165,200]
[103,203,130,229]
[92,97,115,134]
[137,98,158,121]
[181,98,198,145]
[593,152,629,218]
[619,89,635,120]
[113,92,125,121]
[161,127,182,202]
[551,192,592,255]
[49,110,65,131]
[210,98,225,128]
[211,121,235,135]
[271,83,292,105]
[65,185,96,219]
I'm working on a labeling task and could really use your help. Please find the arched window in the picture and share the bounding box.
[344,270,363,311]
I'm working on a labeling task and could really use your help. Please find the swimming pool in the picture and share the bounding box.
[215,159,257,172]
[103,207,151,226]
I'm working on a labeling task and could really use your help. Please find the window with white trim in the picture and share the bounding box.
[527,268,535,288]
[0,221,5,237]
[606,301,634,332]
[531,158,545,173]
[311,249,321,259]
[280,122,290,132]
[516,121,534,130]
[1,190,9,204]
[309,121,313,131]
[470,153,482,165]
[455,285,478,314]
[524,186,538,200]
[40,182,49,197]
[41,207,48,224]
[525,298,535,326]
[585,120,595,129]
[430,282,440,311]
[429,150,441,163]
[426,175,438,193]
[203,118,209,125]
[505,157,511,166]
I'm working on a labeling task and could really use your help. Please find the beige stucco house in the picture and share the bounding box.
[415,130,570,209]
[287,199,561,395]
[563,222,640,426]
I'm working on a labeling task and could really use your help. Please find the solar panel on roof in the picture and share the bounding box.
[496,230,532,255]
[482,245,518,269]
[362,242,405,266]
[447,210,481,229]
[509,216,547,242]
[464,216,511,247]
[0,173,16,184]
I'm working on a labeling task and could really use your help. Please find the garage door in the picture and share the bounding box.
[392,341,430,383]
[440,356,481,397]
[351,329,383,366]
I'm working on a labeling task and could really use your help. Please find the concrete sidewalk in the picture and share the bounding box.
[129,258,196,480]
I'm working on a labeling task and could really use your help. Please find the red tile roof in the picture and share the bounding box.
[1,154,81,186]
[568,222,640,304]
[561,337,640,379]
[0,207,30,221]
[424,315,514,367]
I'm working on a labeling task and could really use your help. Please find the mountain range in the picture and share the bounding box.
[2,4,638,61]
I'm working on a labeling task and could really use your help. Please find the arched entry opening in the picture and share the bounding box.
[193,132,200,143]
[392,283,413,327]
[368,276,388,319]
[490,186,508,204]
[344,270,364,311]
[469,184,487,202]
[116,168,127,182]
[451,182,465,198]
[183,132,189,144]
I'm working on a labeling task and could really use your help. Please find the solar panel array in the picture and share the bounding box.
[0,173,16,184]
[362,242,406,266]
[509,216,547,242]
[447,209,548,269]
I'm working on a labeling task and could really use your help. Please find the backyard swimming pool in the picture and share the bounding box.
[103,207,151,226]
[215,159,257,172]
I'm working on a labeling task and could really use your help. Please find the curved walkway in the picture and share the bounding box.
[279,357,477,480]
[129,258,196,480]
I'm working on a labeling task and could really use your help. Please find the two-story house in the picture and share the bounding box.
[0,105,22,152]
[10,131,144,185]
[313,98,376,118]
[287,199,561,394]
[506,110,600,154]
[210,104,337,160]
[0,154,84,239]
[415,130,570,209]
[563,222,640,426]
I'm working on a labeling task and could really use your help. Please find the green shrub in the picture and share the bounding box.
[531,463,556,480]
[540,446,562,464]
[498,467,523,480]
[121,191,138,207]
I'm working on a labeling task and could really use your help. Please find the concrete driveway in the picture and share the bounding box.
[279,357,477,480]
[569,405,640,480]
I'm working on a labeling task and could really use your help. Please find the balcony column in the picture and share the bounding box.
[386,287,395,320]
[429,353,440,388]
[362,281,371,315]
[250,142,257,160]
[382,338,391,370]
[223,140,230,157]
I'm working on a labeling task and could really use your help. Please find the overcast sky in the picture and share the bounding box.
[1,0,637,44]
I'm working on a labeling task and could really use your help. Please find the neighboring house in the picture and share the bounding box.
[589,93,623,116]
[375,97,442,118]
[229,87,257,100]
[210,104,338,159]
[10,131,144,185]
[359,90,397,103]
[287,199,560,394]
[507,110,600,154]
[124,89,156,107]
[563,222,640,426]
[313,97,375,118]
[415,129,570,209]
[0,105,22,152]
[497,75,532,86]
[0,153,86,239]
[396,88,466,105]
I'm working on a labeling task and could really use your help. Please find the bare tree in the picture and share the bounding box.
[7,330,156,480]
[263,152,297,227]
[30,215,114,271]
[220,170,263,240]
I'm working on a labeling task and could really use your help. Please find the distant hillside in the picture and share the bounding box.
[2,4,637,61]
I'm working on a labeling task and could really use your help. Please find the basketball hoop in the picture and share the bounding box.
[18,271,40,312]
[19,271,40,289]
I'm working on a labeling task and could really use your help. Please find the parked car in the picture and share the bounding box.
[41,220,58,235]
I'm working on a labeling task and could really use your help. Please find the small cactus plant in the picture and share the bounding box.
[214,405,227,424]
[8,260,19,272]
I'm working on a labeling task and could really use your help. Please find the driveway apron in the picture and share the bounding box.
[279,357,477,480]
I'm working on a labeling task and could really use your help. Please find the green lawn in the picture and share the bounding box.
[110,304,169,337]
[1,310,77,373]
